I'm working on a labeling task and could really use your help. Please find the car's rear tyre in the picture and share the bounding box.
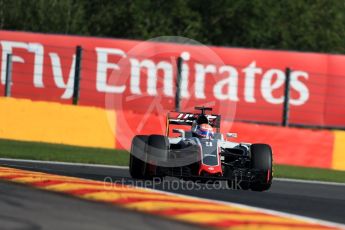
[129,135,148,179]
[250,144,273,192]
[147,135,169,161]
[147,135,169,176]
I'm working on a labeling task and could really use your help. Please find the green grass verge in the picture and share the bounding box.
[273,164,345,183]
[0,139,129,166]
[0,138,344,183]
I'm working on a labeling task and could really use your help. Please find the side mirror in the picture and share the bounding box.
[226,133,238,138]
[173,129,185,138]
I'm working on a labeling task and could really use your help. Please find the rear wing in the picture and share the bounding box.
[166,111,221,135]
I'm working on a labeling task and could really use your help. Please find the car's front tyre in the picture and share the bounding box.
[250,144,273,191]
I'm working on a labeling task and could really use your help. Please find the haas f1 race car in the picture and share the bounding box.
[129,107,273,191]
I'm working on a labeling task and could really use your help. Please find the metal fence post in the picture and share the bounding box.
[282,67,291,126]
[175,57,183,112]
[4,53,12,97]
[72,46,82,105]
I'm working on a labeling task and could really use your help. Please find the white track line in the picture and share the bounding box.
[0,157,344,228]
[274,178,345,186]
[0,158,344,186]
[0,158,128,169]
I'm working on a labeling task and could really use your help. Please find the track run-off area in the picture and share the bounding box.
[0,158,344,230]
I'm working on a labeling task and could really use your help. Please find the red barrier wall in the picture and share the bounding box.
[0,96,341,170]
[1,30,345,127]
[231,122,334,168]
[115,111,334,169]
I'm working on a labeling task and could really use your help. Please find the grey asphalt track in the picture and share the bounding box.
[0,159,344,227]
[0,180,202,230]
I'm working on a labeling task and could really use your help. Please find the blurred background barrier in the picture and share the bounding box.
[1,97,344,170]
[1,30,345,129]
[116,110,345,171]
[0,97,116,148]
[332,131,345,170]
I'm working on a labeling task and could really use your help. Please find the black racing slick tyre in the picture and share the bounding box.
[250,144,273,192]
[147,135,169,163]
[129,135,148,179]
[146,135,169,176]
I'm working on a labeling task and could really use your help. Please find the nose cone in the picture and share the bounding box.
[199,164,222,176]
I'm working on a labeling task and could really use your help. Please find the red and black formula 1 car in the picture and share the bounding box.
[129,107,273,191]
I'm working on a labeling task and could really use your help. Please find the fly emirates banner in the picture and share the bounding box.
[0,30,344,127]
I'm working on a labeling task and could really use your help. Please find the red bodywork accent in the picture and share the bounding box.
[198,163,222,176]
[198,146,223,176]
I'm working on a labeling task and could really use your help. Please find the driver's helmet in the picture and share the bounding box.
[193,124,214,139]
